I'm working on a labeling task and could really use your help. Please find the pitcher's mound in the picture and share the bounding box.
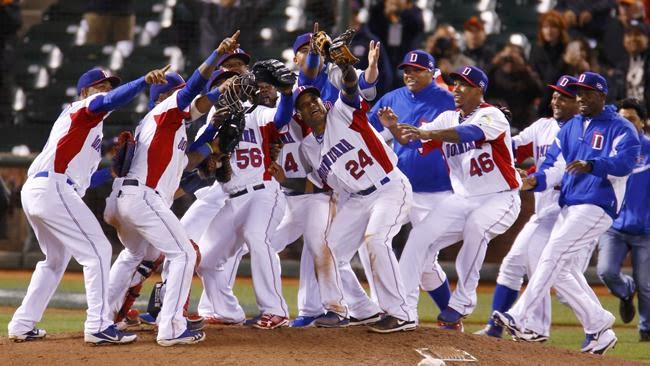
[1,326,642,365]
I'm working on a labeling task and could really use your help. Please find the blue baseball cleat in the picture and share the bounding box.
[437,307,464,332]
[314,311,350,328]
[157,329,206,347]
[9,328,47,342]
[139,312,157,325]
[290,315,320,328]
[84,324,137,345]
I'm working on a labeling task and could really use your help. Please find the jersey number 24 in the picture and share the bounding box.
[345,149,374,179]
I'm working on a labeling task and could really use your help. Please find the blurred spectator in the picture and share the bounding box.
[530,11,570,116]
[559,38,594,75]
[0,0,20,125]
[425,24,475,77]
[83,0,135,44]
[601,0,647,69]
[173,0,202,59]
[486,44,544,129]
[198,0,273,59]
[306,0,336,33]
[347,1,394,97]
[618,23,650,112]
[555,0,617,40]
[462,16,495,70]
[368,0,424,87]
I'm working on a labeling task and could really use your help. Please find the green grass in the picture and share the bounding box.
[1,275,648,363]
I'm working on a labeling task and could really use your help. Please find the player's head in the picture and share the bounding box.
[293,33,323,69]
[449,65,488,109]
[548,75,579,122]
[568,71,607,117]
[293,85,326,128]
[148,72,186,110]
[77,68,121,99]
[398,50,435,93]
[217,48,251,74]
[617,97,648,134]
[256,81,279,108]
[205,69,239,94]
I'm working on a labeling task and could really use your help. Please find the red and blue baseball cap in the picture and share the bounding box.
[548,75,578,98]
[569,71,608,94]
[293,33,312,54]
[450,65,488,93]
[205,70,239,94]
[217,48,251,68]
[76,68,121,96]
[148,72,186,110]
[293,85,320,108]
[398,50,435,71]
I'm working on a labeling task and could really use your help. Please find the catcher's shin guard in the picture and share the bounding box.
[115,255,165,322]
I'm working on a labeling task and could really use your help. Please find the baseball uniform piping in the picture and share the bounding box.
[55,182,106,333]
[323,208,347,318]
[263,189,289,317]
[142,190,189,338]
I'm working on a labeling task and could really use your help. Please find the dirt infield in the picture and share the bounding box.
[0,325,643,366]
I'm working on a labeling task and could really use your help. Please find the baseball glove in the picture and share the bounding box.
[217,109,245,155]
[214,155,233,183]
[111,131,136,177]
[329,29,359,67]
[252,59,296,88]
[311,30,332,59]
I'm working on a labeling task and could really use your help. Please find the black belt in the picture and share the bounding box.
[356,176,390,196]
[34,171,75,186]
[229,184,265,199]
[284,186,329,196]
[122,179,140,187]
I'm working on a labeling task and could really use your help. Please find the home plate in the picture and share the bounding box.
[415,347,478,362]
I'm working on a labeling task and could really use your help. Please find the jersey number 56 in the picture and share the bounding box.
[236,148,263,169]
[345,149,374,179]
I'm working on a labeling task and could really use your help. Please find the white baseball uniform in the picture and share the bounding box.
[313,98,414,321]
[105,90,198,341]
[196,104,289,318]
[495,117,562,336]
[400,104,522,319]
[9,94,114,336]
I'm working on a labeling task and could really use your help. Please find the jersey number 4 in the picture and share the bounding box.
[284,152,299,172]
[236,148,263,169]
[345,149,374,179]
[469,152,495,177]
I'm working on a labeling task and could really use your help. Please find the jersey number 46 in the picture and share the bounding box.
[469,152,495,177]
[345,149,374,180]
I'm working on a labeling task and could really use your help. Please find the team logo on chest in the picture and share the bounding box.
[279,132,296,144]
[241,128,257,144]
[591,132,604,150]
[316,139,355,182]
[445,141,477,157]
[91,135,102,152]
[177,137,187,151]
[536,144,550,160]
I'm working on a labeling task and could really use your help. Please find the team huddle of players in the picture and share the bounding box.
[6,25,645,355]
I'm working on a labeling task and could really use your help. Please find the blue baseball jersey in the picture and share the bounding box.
[534,105,641,219]
[368,82,454,192]
[298,67,339,107]
[612,134,650,234]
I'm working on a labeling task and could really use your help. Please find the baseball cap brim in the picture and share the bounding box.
[450,72,481,89]
[547,84,576,98]
[397,62,431,71]
[218,52,251,67]
[293,86,321,107]
[85,75,121,90]
[568,82,605,93]
[208,71,238,91]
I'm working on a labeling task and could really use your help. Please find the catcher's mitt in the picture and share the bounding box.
[252,59,296,88]
[111,131,136,177]
[311,30,332,59]
[214,155,233,183]
[217,109,245,155]
[329,29,359,67]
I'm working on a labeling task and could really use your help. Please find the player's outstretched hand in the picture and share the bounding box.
[521,175,537,191]
[267,161,286,183]
[377,107,398,129]
[516,168,528,179]
[398,124,425,141]
[368,40,380,69]
[566,160,592,174]
[144,64,171,84]
[217,30,241,55]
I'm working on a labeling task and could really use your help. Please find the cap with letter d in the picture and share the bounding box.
[568,71,608,95]
[450,65,488,93]
[397,50,435,71]
[76,68,121,96]
[548,75,578,98]
[293,85,320,108]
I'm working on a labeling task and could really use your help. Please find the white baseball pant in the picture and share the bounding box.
[508,204,615,334]
[197,183,289,317]
[106,181,196,341]
[319,174,414,321]
[9,174,113,335]
[401,190,521,319]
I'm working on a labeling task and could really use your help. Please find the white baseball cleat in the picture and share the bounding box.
[581,329,617,355]
[84,324,138,345]
[9,328,47,342]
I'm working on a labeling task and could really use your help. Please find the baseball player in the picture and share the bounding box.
[596,98,650,342]
[493,72,641,355]
[293,60,415,333]
[368,49,455,313]
[8,66,169,344]
[475,75,580,340]
[380,66,522,331]
[195,60,295,330]
[105,33,242,346]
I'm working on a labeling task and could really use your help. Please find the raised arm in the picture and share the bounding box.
[88,65,170,114]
